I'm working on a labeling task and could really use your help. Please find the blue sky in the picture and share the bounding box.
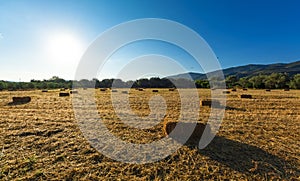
[0,0,300,81]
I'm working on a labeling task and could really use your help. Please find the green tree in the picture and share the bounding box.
[265,73,289,89]
[225,75,238,88]
[195,79,210,88]
[27,82,35,89]
[238,77,252,88]
[249,75,266,89]
[100,79,113,88]
[49,76,66,83]
[79,79,93,88]
[276,73,289,88]
[136,79,150,88]
[92,78,100,88]
[127,80,136,88]
[47,82,56,89]
[7,82,17,90]
[290,74,300,89]
[112,79,125,88]
[0,81,7,90]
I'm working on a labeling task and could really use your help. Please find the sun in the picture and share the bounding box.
[45,32,84,66]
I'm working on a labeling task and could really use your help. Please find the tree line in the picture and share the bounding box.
[225,73,300,89]
[0,73,299,91]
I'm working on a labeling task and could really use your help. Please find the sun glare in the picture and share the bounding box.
[46,32,84,66]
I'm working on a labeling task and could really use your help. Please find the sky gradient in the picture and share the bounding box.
[0,0,300,81]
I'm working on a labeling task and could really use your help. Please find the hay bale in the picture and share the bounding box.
[138,88,143,91]
[265,89,271,92]
[201,99,221,107]
[201,100,212,107]
[163,122,209,145]
[223,90,230,94]
[240,94,252,99]
[42,89,48,92]
[152,89,159,92]
[231,88,237,92]
[284,88,290,91]
[169,88,176,91]
[121,91,128,94]
[12,96,31,103]
[100,88,107,92]
[59,92,70,97]
[243,88,248,91]
[70,90,78,94]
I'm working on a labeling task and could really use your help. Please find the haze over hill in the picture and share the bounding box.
[167,60,300,80]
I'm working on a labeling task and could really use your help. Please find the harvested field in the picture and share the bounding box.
[0,89,299,180]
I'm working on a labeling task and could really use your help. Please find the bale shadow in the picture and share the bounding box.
[224,106,246,111]
[164,122,298,178]
[196,136,299,178]
[7,101,30,106]
[209,105,246,111]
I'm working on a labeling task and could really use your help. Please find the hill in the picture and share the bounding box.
[168,60,300,80]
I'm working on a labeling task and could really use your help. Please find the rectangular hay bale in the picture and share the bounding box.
[240,94,252,99]
[201,99,221,107]
[59,92,70,97]
[163,122,209,145]
[12,96,31,103]
[70,90,78,94]
[223,90,231,94]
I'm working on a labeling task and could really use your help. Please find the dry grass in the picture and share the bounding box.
[0,89,299,180]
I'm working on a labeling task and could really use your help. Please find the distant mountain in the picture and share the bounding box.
[167,60,300,80]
